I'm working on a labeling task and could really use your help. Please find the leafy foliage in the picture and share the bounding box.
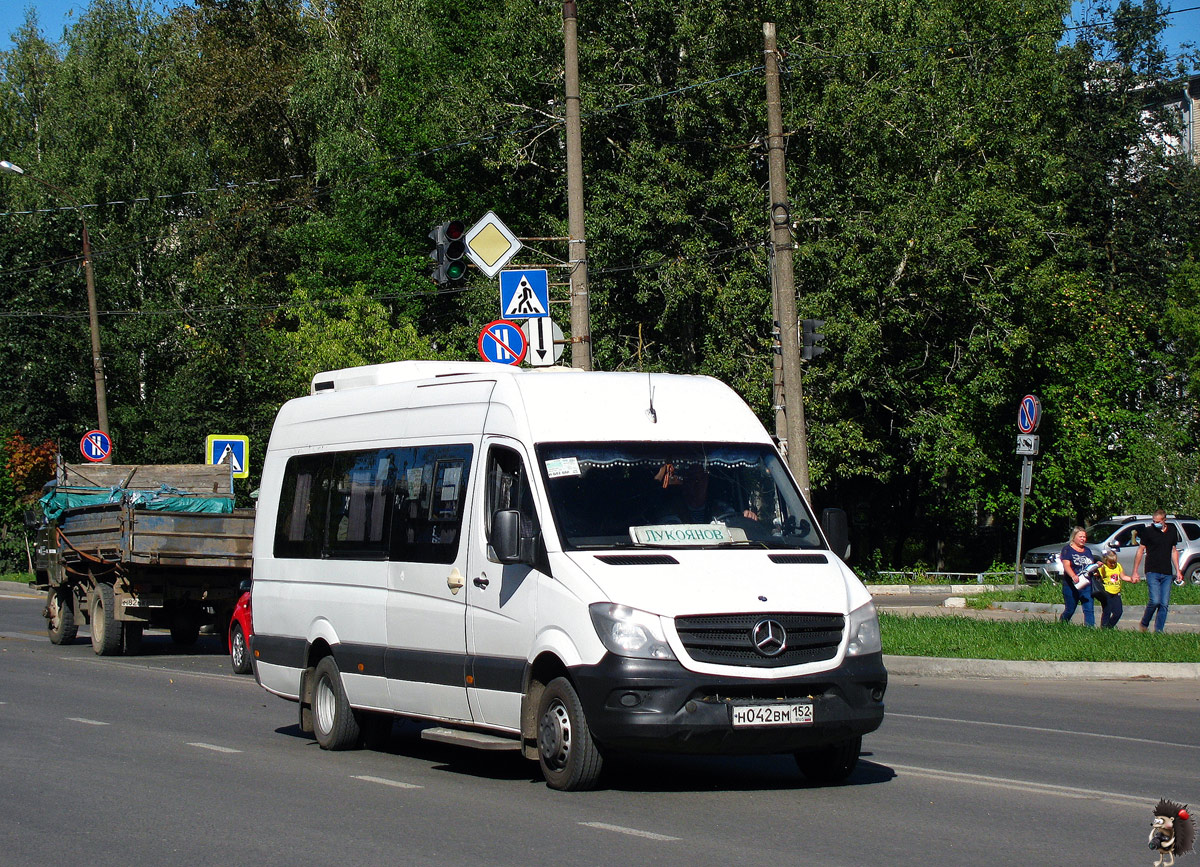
[1,0,1198,569]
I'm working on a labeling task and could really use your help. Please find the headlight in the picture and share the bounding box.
[589,603,676,660]
[846,600,882,656]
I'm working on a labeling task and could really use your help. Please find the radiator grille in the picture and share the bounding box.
[674,612,843,668]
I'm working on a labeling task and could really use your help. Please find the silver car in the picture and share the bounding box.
[1021,515,1200,585]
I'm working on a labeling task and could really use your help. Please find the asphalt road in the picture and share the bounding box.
[2,588,1197,866]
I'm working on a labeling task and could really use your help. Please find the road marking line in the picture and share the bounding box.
[67,717,109,726]
[890,763,1152,808]
[0,594,39,600]
[579,822,681,842]
[187,742,242,754]
[352,775,422,790]
[889,712,1198,751]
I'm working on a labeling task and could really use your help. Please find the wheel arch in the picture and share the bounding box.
[520,650,572,756]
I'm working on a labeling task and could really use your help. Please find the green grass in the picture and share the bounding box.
[0,572,33,585]
[880,612,1200,662]
[966,582,1200,609]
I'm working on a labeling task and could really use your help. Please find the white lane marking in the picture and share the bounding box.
[889,712,1198,751]
[67,717,109,726]
[891,763,1153,808]
[187,742,242,754]
[579,822,681,842]
[62,657,250,686]
[352,775,422,790]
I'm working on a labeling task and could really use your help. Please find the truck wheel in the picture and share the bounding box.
[46,589,78,645]
[170,614,200,646]
[794,736,861,785]
[230,623,252,674]
[122,623,144,655]
[312,656,361,750]
[536,677,604,791]
[90,584,124,656]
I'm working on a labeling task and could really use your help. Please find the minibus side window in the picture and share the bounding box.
[274,454,333,559]
[389,444,473,564]
[485,446,539,561]
[325,450,393,559]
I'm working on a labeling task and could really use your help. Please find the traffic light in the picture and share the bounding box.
[801,318,826,360]
[429,220,467,286]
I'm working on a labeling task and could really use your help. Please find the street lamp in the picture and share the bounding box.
[1,160,110,460]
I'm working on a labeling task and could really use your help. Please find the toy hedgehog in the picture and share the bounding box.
[1150,799,1196,866]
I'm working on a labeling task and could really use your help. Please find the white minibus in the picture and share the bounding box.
[251,360,886,790]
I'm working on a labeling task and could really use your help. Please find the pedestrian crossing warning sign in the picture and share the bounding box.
[206,435,250,479]
[499,269,549,319]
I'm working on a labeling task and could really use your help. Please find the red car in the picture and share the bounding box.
[228,587,253,674]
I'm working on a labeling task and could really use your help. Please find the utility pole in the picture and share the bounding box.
[763,23,810,499]
[563,0,592,370]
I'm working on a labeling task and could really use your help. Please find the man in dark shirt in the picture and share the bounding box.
[1132,509,1183,632]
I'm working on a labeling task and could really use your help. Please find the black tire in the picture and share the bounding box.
[46,588,78,645]
[122,622,144,655]
[311,656,361,750]
[536,677,604,791]
[794,735,862,785]
[170,613,200,647]
[230,624,252,674]
[1186,561,1200,585]
[90,583,124,656]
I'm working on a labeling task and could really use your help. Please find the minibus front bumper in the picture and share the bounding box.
[569,652,887,754]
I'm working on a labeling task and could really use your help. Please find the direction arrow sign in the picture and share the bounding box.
[522,316,564,367]
[206,435,250,479]
[500,269,549,319]
[464,211,523,278]
[80,430,112,463]
[478,319,527,365]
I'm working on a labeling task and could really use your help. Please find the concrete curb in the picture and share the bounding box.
[885,654,1200,680]
[869,584,1004,595]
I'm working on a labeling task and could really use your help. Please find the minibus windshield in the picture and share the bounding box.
[536,442,825,550]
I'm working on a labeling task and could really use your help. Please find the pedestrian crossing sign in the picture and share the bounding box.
[499,269,549,319]
[206,435,250,479]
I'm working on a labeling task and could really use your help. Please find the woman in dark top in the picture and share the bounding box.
[1059,526,1096,627]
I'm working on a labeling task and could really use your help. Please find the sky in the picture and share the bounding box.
[2,0,1200,61]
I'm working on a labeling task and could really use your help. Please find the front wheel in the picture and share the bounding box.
[46,588,78,645]
[1185,561,1200,585]
[230,623,252,674]
[536,677,604,791]
[794,735,861,785]
[311,656,361,750]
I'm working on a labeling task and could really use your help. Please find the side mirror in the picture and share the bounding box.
[490,510,525,565]
[239,579,252,593]
[820,507,850,559]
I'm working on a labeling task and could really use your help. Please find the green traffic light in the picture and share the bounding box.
[446,260,467,281]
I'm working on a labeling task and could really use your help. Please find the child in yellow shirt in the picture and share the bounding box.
[1096,549,1137,629]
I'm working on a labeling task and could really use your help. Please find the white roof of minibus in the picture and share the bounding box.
[301,360,770,445]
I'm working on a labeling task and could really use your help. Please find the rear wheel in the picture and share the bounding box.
[230,623,252,674]
[122,622,144,655]
[46,588,78,645]
[312,656,361,750]
[794,735,861,785]
[90,584,123,656]
[536,677,603,791]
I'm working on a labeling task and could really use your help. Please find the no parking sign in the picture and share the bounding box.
[477,320,527,365]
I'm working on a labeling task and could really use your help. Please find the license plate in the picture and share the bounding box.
[730,703,814,728]
[1023,568,1037,576]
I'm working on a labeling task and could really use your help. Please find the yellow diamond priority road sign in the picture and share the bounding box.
[464,211,523,279]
